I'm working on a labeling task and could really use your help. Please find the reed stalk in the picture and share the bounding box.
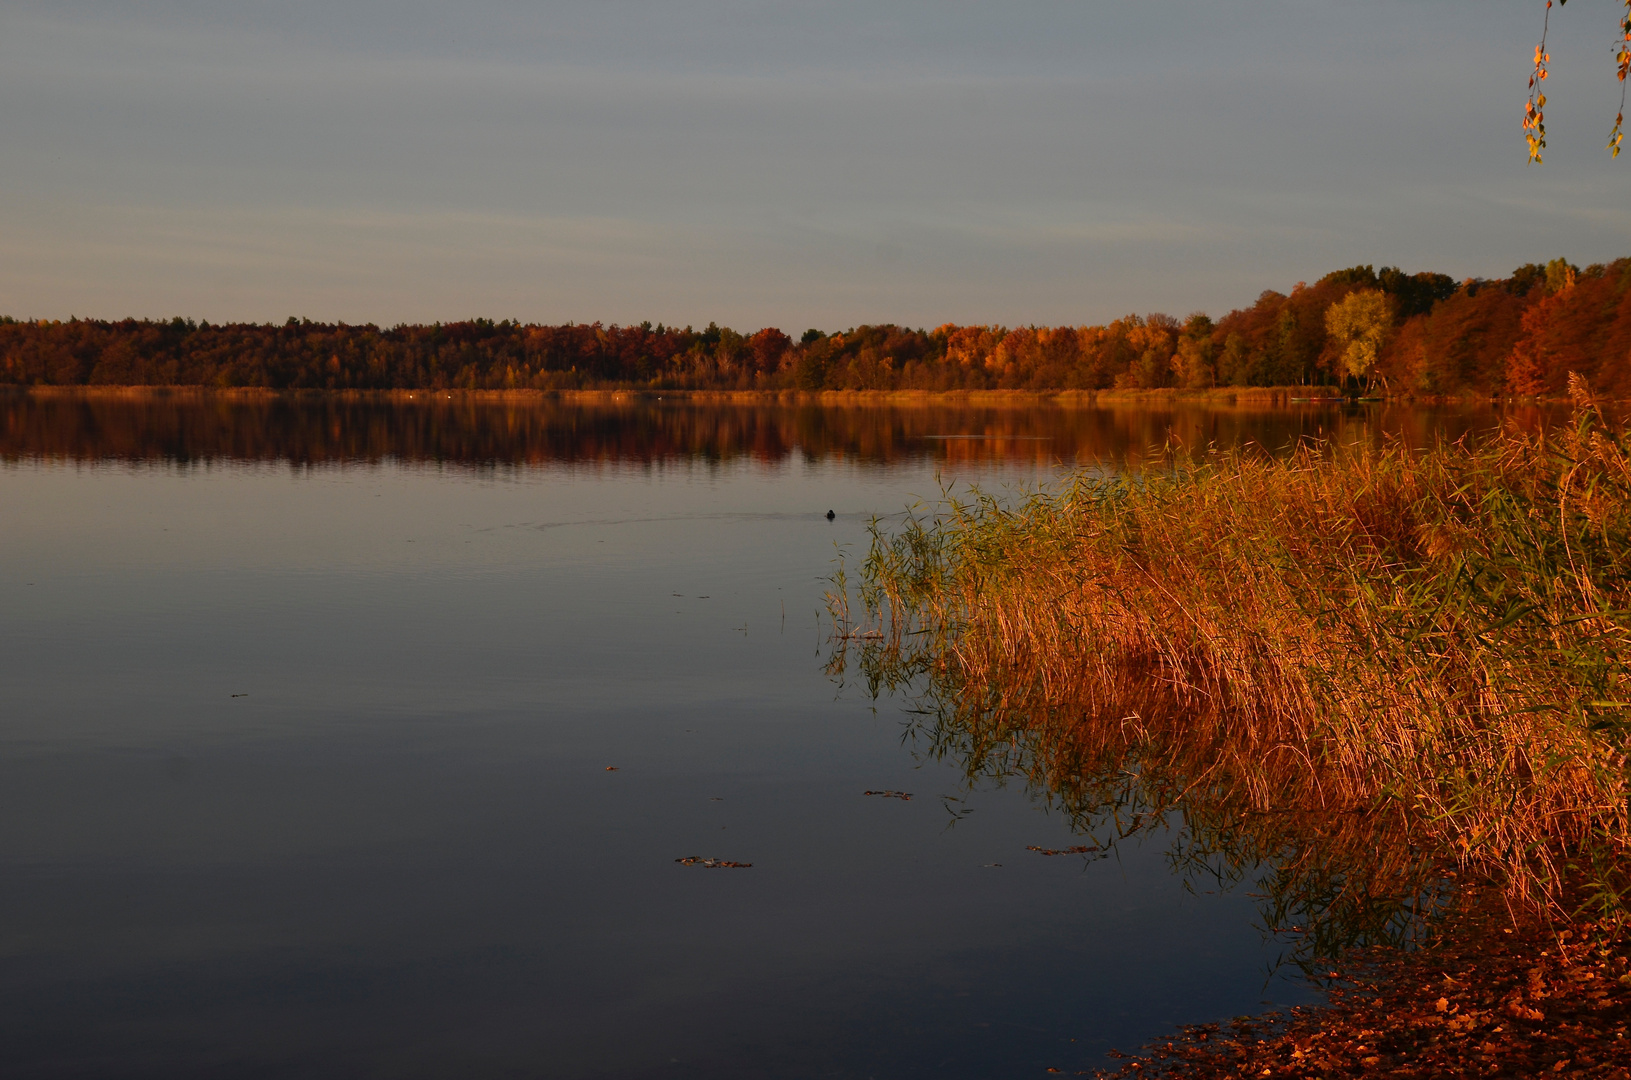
[839,377,1631,935]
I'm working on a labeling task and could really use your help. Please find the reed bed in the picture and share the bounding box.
[842,378,1631,931]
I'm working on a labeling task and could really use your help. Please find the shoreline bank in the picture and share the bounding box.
[1092,883,1631,1078]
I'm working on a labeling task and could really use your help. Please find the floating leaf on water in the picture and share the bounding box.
[675,856,752,868]
[604,766,619,771]
[1025,844,1099,856]
[864,790,913,800]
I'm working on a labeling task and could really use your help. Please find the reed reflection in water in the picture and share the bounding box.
[828,627,1451,971]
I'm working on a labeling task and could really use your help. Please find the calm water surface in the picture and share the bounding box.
[0,397,1546,1079]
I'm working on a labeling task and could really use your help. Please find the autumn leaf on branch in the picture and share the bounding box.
[1529,0,1631,160]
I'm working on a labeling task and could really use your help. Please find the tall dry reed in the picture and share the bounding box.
[842,378,1631,929]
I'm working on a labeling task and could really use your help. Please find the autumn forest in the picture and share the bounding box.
[4,258,1627,396]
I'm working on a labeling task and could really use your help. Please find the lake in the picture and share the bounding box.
[0,393,1550,1079]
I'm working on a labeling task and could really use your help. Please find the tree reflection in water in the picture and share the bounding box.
[0,390,1551,470]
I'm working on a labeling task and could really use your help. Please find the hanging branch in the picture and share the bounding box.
[1610,1,1631,157]
[1524,1,1556,163]
[1527,0,1631,160]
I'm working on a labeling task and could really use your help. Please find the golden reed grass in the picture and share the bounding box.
[841,377,1631,933]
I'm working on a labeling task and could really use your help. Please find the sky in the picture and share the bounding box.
[1,0,1627,330]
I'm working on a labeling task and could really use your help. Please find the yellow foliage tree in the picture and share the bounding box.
[1324,290,1393,393]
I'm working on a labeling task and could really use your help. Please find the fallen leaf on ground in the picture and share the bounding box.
[1086,882,1631,1079]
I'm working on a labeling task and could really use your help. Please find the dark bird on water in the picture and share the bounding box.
[825,510,836,521]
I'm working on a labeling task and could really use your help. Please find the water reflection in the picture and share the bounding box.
[0,396,1553,1076]
[0,390,1558,468]
[829,580,1452,975]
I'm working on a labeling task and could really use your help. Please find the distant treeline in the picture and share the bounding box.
[5,258,1629,395]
